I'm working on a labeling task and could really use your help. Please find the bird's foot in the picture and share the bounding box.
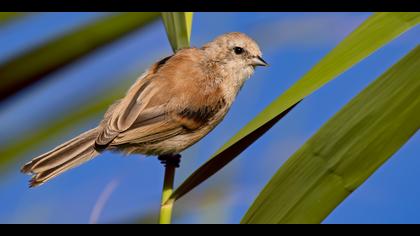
[158,154,181,168]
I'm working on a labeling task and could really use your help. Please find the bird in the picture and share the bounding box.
[21,32,268,187]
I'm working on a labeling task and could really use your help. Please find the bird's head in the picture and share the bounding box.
[203,32,268,73]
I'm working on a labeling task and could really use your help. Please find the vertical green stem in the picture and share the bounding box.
[159,164,176,224]
[158,154,180,224]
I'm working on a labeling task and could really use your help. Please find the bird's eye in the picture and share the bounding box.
[233,47,244,55]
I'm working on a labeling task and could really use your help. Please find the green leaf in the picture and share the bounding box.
[0,12,159,102]
[0,68,149,172]
[0,71,143,170]
[242,45,420,224]
[0,87,123,170]
[161,12,193,52]
[0,12,23,23]
[168,12,420,203]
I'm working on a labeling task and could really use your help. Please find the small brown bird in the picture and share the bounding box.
[21,32,268,187]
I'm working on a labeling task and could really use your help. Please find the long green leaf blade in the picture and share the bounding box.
[242,45,420,224]
[0,12,159,102]
[168,12,420,202]
[0,12,23,23]
[0,87,124,170]
[161,12,193,51]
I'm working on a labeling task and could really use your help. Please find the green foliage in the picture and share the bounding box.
[242,46,420,224]
[0,12,159,170]
[161,12,194,51]
[0,12,23,23]
[0,86,124,170]
[0,12,159,101]
[167,12,420,203]
[2,12,419,224]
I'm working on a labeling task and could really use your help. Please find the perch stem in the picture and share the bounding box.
[158,154,181,224]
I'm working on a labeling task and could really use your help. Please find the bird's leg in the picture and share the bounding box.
[158,154,181,168]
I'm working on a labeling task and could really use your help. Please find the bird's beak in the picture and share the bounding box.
[252,56,269,67]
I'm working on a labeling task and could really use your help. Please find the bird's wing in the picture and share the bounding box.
[95,70,156,147]
[95,49,212,148]
[111,117,183,146]
[111,103,224,146]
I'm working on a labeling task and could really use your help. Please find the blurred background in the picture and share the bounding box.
[0,12,419,224]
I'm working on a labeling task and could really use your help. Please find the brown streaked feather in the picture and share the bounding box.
[96,49,212,148]
[111,120,183,145]
[95,75,154,147]
[130,105,168,127]
[176,97,227,130]
[22,128,99,174]
[21,128,100,187]
[95,54,176,148]
[98,48,226,151]
[29,147,98,187]
[154,55,173,72]
[95,78,152,146]
[110,97,227,146]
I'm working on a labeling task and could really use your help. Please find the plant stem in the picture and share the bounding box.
[158,154,180,224]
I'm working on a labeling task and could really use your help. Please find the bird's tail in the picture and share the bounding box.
[21,127,101,187]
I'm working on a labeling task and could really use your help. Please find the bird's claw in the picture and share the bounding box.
[158,154,181,168]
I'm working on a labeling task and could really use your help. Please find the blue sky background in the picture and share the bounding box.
[0,12,419,224]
